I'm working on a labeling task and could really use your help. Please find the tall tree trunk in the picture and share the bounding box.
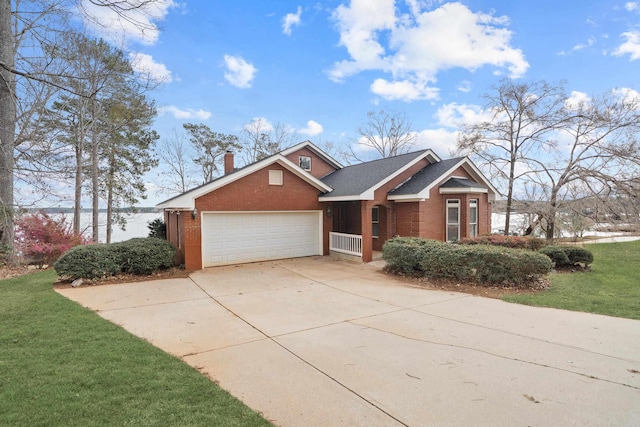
[90,98,99,242]
[0,0,16,253]
[73,115,85,236]
[106,185,113,244]
[545,190,558,242]
[504,152,517,235]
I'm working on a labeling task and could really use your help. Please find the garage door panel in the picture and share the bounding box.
[202,212,321,267]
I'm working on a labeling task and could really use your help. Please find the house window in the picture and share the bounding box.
[269,170,283,185]
[299,156,311,171]
[469,199,478,237]
[372,206,379,238]
[446,199,460,242]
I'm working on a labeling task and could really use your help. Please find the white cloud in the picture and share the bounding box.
[223,54,258,88]
[413,128,460,157]
[159,106,212,120]
[564,91,590,110]
[457,80,472,93]
[436,102,492,128]
[129,52,172,83]
[625,2,638,12]
[613,31,640,60]
[283,6,302,35]
[244,117,273,133]
[329,1,529,101]
[572,36,596,51]
[370,78,439,101]
[298,120,324,136]
[612,87,640,108]
[77,0,177,45]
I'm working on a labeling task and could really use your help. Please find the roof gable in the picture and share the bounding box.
[388,157,499,201]
[280,140,343,170]
[318,150,440,201]
[157,154,332,210]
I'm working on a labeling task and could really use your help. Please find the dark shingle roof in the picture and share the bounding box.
[320,150,430,198]
[440,177,487,189]
[389,157,465,195]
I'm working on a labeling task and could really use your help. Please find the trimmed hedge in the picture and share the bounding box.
[458,234,546,250]
[115,238,176,275]
[539,245,594,268]
[383,237,552,286]
[54,238,176,280]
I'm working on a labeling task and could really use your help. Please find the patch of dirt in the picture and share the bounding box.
[53,267,193,289]
[386,271,548,299]
[0,265,34,280]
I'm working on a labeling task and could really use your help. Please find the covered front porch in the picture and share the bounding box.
[327,201,390,262]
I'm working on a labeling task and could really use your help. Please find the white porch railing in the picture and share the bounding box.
[330,232,362,257]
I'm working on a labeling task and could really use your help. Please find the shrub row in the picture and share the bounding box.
[383,237,552,286]
[458,234,546,250]
[539,245,593,268]
[54,237,176,280]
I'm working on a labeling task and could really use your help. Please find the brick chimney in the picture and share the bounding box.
[224,150,234,175]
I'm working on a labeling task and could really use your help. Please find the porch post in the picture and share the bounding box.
[361,200,373,262]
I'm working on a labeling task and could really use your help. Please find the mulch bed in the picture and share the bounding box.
[3,263,545,300]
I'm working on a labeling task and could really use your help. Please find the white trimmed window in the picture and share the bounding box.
[299,156,311,171]
[372,206,379,238]
[269,170,283,185]
[469,199,478,237]
[446,199,460,242]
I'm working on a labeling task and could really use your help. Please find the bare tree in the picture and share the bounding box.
[457,79,568,235]
[349,110,416,162]
[155,129,199,195]
[526,89,640,240]
[240,118,297,165]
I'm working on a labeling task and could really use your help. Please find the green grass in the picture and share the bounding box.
[0,270,271,426]
[503,241,640,320]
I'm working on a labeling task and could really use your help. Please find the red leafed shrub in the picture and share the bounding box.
[15,211,87,267]
[458,234,546,250]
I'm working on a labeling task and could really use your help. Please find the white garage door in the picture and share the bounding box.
[202,211,322,267]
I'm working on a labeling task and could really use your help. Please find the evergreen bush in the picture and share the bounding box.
[383,237,552,286]
[54,237,176,280]
[115,238,176,275]
[54,244,121,280]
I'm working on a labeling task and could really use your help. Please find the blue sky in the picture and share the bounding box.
[78,0,640,205]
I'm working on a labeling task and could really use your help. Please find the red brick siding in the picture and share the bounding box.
[368,158,430,248]
[393,165,493,241]
[182,164,329,270]
[284,147,337,179]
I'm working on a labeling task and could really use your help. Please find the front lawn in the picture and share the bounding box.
[503,241,640,320]
[0,270,271,426]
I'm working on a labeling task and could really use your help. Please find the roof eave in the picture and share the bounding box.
[157,155,332,210]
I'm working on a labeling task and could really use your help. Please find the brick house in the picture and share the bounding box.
[157,141,499,270]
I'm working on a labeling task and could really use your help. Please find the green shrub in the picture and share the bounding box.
[382,237,443,275]
[539,246,571,267]
[383,237,552,286]
[458,234,546,250]
[54,238,176,280]
[540,245,594,267]
[559,246,594,266]
[115,238,176,275]
[147,218,166,239]
[54,244,121,280]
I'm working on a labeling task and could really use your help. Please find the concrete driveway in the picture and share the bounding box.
[57,257,640,426]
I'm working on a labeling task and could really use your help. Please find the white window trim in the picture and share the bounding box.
[469,199,478,238]
[299,155,312,171]
[372,206,379,238]
[269,170,283,186]
[446,199,460,242]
